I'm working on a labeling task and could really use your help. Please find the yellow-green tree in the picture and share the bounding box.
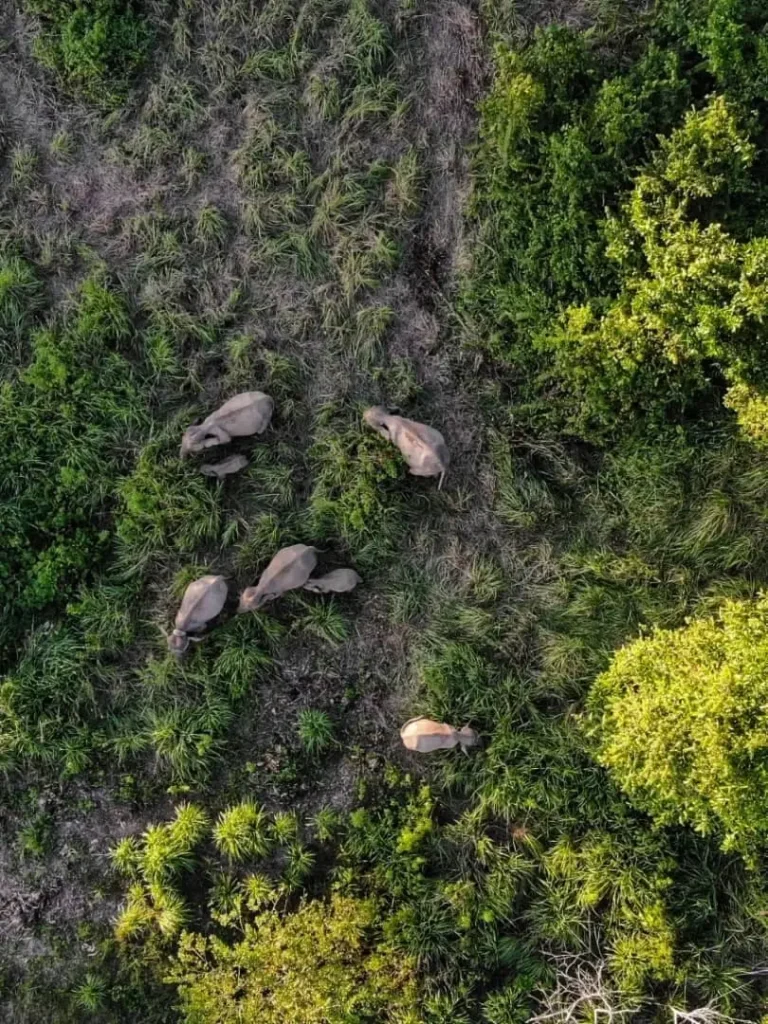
[548,96,768,440]
[168,893,422,1024]
[587,595,768,858]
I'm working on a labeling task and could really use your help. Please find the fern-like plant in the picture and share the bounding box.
[213,802,272,862]
[297,709,335,754]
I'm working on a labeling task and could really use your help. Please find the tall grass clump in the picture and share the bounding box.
[0,254,43,359]
[307,405,409,567]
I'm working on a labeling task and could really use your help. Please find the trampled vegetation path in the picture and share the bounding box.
[3,0,768,1021]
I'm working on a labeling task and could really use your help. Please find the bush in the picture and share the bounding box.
[547,97,768,439]
[677,0,768,104]
[462,25,691,402]
[25,0,151,102]
[170,895,421,1024]
[462,4,768,442]
[587,594,768,857]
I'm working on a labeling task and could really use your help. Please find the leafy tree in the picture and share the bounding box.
[462,23,693,419]
[548,96,768,439]
[587,594,768,858]
[463,4,768,443]
[169,894,421,1024]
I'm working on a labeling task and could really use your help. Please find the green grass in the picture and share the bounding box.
[0,253,43,359]
[307,405,411,568]
[6,0,768,1022]
[296,708,335,753]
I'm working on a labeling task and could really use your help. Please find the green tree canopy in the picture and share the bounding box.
[587,594,768,858]
[550,96,768,439]
[168,894,421,1024]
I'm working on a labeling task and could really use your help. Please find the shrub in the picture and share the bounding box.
[25,0,151,102]
[679,0,768,104]
[587,594,768,857]
[169,894,421,1024]
[724,381,768,447]
[462,26,691,393]
[546,97,768,439]
[462,5,768,442]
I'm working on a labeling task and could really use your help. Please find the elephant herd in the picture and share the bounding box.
[169,391,476,755]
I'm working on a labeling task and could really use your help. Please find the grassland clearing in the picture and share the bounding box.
[3,0,768,1022]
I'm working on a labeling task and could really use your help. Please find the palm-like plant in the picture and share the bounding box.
[297,709,335,754]
[213,802,273,862]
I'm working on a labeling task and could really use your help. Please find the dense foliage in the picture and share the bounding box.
[451,0,768,1018]
[463,0,768,442]
[171,895,420,1024]
[552,96,768,439]
[0,270,146,660]
[589,594,768,858]
[23,0,151,100]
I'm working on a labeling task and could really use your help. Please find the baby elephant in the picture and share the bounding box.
[400,717,479,753]
[303,568,361,594]
[200,454,249,480]
[239,544,317,613]
[181,392,273,457]
[363,407,449,485]
[169,574,228,655]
